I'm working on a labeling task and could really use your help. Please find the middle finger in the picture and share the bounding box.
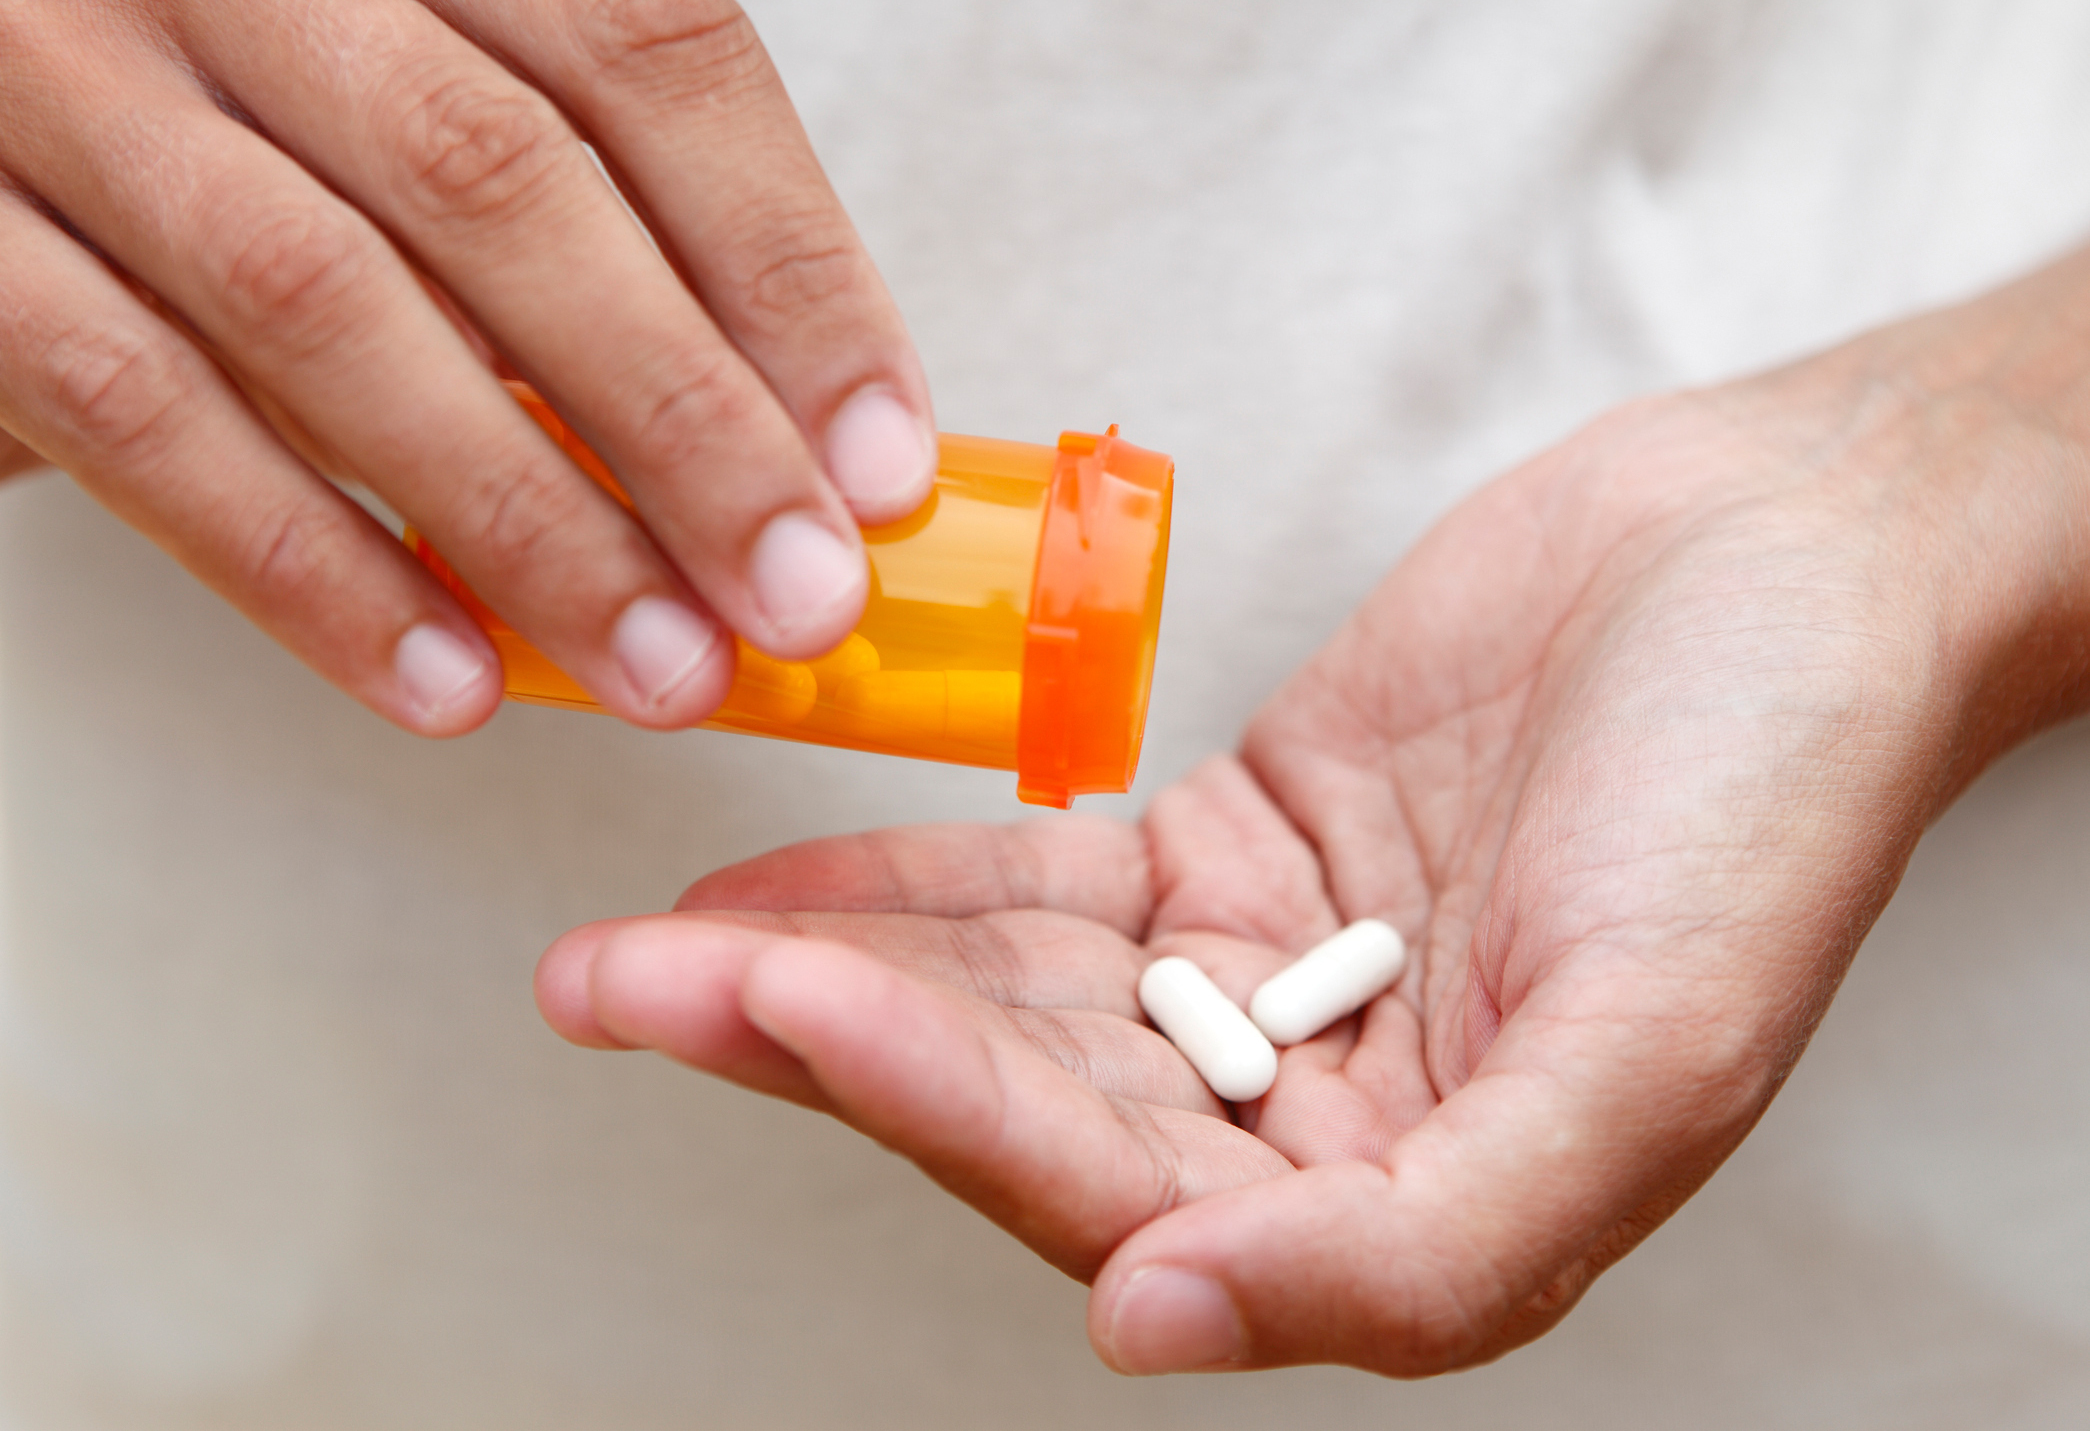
[543,915,1218,1112]
[176,0,874,657]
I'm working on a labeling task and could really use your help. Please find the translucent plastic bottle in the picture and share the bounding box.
[408,384,1174,808]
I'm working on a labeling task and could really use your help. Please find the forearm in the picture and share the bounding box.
[1706,241,2090,811]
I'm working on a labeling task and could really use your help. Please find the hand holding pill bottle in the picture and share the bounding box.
[0,0,946,739]
[410,383,1174,807]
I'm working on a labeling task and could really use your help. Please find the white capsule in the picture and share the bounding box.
[1249,919,1408,1046]
[1137,956,1278,1103]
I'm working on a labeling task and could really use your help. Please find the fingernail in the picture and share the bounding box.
[824,386,935,522]
[612,595,721,708]
[1106,1268,1246,1374]
[395,623,491,722]
[749,512,865,643]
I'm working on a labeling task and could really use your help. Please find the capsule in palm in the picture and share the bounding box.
[1248,919,1407,1046]
[1137,956,1278,1103]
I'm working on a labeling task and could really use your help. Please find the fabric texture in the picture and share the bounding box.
[3,1,2089,1424]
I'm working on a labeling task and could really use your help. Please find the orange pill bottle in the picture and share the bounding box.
[407,385,1174,808]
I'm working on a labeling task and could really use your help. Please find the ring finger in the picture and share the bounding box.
[0,180,503,732]
[4,11,739,725]
[175,0,886,654]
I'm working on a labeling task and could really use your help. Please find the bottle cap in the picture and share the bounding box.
[1015,427,1174,808]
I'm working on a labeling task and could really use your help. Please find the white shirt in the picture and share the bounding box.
[4,1,2088,1422]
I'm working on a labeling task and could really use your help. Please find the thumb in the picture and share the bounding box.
[1086,1008,1773,1376]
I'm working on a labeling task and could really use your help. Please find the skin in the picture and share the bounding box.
[0,0,934,735]
[537,245,2090,1377]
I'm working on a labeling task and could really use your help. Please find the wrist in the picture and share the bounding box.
[1748,246,2090,802]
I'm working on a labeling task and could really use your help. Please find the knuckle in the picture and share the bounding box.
[390,70,569,225]
[618,354,756,477]
[240,495,347,605]
[1399,1301,1494,1372]
[451,453,598,587]
[735,229,863,323]
[209,202,377,351]
[46,318,190,462]
[576,0,768,93]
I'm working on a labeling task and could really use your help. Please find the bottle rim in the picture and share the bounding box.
[1014,427,1175,808]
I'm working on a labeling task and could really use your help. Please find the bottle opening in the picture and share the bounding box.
[1014,427,1175,808]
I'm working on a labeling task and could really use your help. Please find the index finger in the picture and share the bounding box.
[677,815,1156,936]
[176,1,880,671]
[448,0,938,522]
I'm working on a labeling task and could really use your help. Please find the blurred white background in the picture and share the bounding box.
[3,1,2088,1424]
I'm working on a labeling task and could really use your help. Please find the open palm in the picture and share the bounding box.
[538,267,2090,1376]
